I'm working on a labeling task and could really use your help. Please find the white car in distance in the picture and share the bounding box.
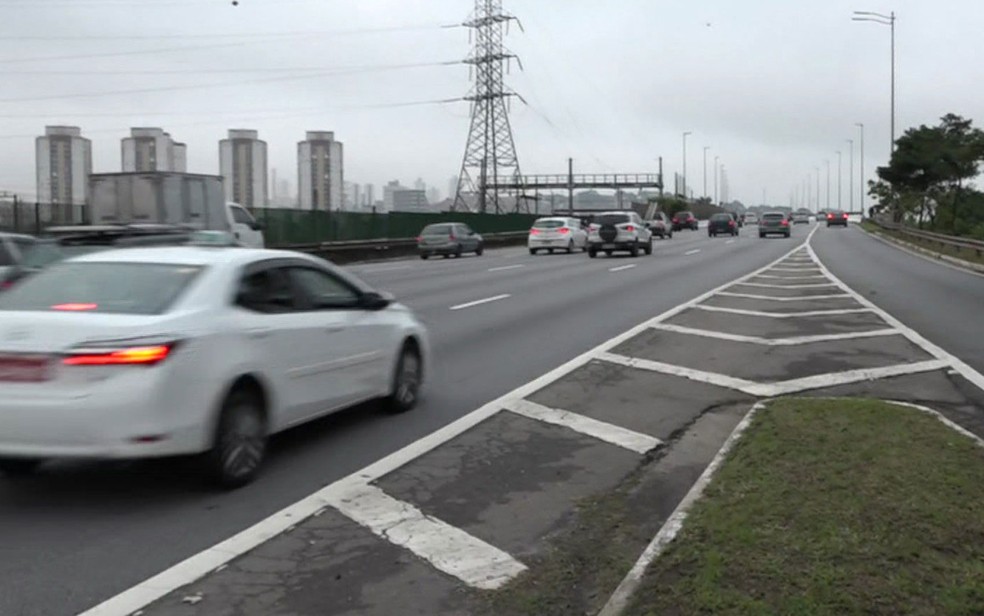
[528,217,588,255]
[0,246,429,488]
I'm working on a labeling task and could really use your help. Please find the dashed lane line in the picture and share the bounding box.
[449,294,511,311]
[488,264,526,273]
[692,305,874,318]
[651,323,901,346]
[609,264,638,273]
[685,249,701,256]
[503,399,662,455]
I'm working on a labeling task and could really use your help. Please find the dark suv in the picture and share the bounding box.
[758,212,791,238]
[672,211,699,231]
[0,225,193,291]
[708,213,739,237]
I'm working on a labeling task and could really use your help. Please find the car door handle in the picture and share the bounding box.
[247,328,271,339]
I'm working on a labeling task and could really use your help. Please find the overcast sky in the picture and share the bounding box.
[0,0,980,207]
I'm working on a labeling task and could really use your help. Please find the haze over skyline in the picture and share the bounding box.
[0,0,981,207]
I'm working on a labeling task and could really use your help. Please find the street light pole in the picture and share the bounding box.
[836,151,842,211]
[856,123,865,214]
[682,131,692,199]
[853,11,897,155]
[703,146,710,200]
[815,167,820,212]
[825,160,831,210]
[713,155,719,204]
[847,139,854,214]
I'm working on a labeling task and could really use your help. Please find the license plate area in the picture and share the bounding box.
[602,243,616,249]
[0,355,52,383]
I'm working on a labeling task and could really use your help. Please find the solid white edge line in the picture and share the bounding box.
[324,484,527,590]
[79,228,821,616]
[692,305,874,318]
[609,264,638,273]
[488,264,526,272]
[449,294,511,311]
[887,400,984,448]
[597,400,767,616]
[807,243,984,393]
[715,291,853,302]
[650,323,901,346]
[766,360,949,396]
[503,398,662,455]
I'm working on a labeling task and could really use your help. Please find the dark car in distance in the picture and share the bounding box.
[826,210,849,227]
[672,211,699,231]
[758,212,791,238]
[708,213,739,237]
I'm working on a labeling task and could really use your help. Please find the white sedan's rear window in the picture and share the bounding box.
[0,262,204,315]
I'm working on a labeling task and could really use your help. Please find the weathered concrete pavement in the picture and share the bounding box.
[102,228,984,616]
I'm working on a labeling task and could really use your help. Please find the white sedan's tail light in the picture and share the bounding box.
[63,340,180,367]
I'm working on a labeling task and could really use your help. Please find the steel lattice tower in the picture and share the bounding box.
[452,0,522,214]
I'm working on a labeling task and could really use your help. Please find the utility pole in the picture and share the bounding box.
[658,156,664,197]
[713,155,719,204]
[856,123,865,214]
[702,146,710,200]
[825,159,831,210]
[847,140,854,214]
[836,150,842,211]
[453,0,523,213]
[815,167,820,212]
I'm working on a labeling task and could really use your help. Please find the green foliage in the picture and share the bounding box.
[875,113,984,234]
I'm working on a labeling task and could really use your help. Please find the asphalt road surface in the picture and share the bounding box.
[1,221,980,616]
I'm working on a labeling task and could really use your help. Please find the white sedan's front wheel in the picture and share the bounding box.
[206,386,267,489]
[386,343,422,414]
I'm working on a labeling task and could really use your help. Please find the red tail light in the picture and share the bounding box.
[780,220,789,226]
[558,227,570,234]
[416,236,422,243]
[0,280,13,291]
[625,225,635,232]
[449,233,456,241]
[827,214,834,219]
[728,220,735,227]
[843,213,849,219]
[51,303,98,312]
[530,228,541,235]
[63,343,175,367]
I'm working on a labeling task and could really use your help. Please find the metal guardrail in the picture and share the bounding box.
[872,218,984,256]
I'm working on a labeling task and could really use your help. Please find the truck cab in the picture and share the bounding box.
[226,202,265,248]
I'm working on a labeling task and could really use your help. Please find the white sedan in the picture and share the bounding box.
[528,217,588,254]
[0,246,429,488]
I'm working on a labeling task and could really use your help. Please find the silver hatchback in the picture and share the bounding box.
[417,223,485,259]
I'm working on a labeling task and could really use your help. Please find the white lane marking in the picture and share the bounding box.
[808,243,984,394]
[488,264,526,273]
[692,305,874,318]
[80,229,820,616]
[716,291,852,302]
[609,264,638,273]
[685,249,701,256]
[725,239,735,245]
[888,401,984,449]
[599,352,948,398]
[651,323,901,346]
[324,484,527,590]
[357,264,412,274]
[755,274,828,280]
[735,281,837,289]
[597,352,764,395]
[598,400,766,616]
[449,294,511,311]
[503,399,662,455]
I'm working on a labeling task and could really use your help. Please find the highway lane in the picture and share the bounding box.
[0,225,806,616]
[812,224,984,375]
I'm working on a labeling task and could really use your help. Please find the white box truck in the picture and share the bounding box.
[87,172,265,248]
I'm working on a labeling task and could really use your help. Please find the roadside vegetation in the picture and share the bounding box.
[626,398,984,616]
[870,113,984,241]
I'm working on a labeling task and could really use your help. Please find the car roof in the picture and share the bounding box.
[65,246,310,267]
[763,211,786,216]
[0,232,35,240]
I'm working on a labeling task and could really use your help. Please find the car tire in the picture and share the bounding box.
[605,250,613,256]
[0,458,43,477]
[668,231,673,239]
[385,342,422,414]
[529,248,537,255]
[454,245,463,258]
[644,239,653,255]
[420,253,429,260]
[588,247,597,258]
[567,240,574,254]
[548,248,554,254]
[476,244,484,256]
[709,232,715,238]
[442,254,450,259]
[785,232,791,238]
[629,242,639,257]
[759,233,766,238]
[204,385,267,489]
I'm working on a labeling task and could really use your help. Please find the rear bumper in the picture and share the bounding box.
[826,221,849,226]
[759,228,790,235]
[418,243,458,255]
[529,237,574,249]
[589,240,638,251]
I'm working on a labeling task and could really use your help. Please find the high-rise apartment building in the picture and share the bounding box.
[219,129,268,209]
[36,126,92,213]
[122,127,186,172]
[298,131,343,211]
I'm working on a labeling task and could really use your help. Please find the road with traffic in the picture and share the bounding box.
[2,221,983,616]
